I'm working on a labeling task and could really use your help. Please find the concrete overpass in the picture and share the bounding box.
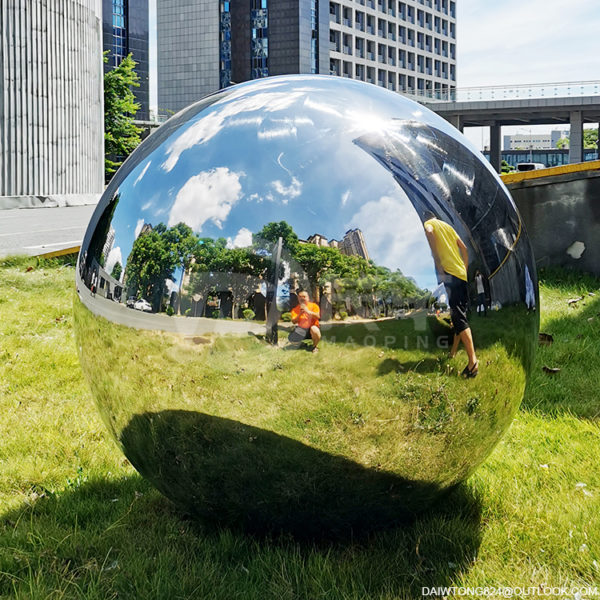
[414,81,600,172]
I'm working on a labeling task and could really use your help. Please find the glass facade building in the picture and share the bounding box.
[102,0,149,120]
[250,0,269,80]
[220,2,233,88]
[159,0,452,112]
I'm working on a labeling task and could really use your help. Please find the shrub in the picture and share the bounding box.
[166,306,174,316]
[339,310,348,320]
[281,312,292,322]
[243,308,255,320]
[185,308,192,316]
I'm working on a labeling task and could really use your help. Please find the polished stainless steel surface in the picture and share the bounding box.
[74,75,538,538]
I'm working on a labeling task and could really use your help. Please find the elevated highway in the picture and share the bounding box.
[413,82,600,171]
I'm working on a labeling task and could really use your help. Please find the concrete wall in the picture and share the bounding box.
[0,0,104,207]
[507,168,600,276]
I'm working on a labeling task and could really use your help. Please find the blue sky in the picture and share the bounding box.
[148,0,599,148]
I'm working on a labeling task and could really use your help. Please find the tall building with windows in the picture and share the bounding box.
[158,0,329,114]
[157,0,456,113]
[1,0,104,207]
[103,0,149,120]
[329,0,456,95]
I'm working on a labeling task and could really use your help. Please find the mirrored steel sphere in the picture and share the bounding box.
[75,75,538,538]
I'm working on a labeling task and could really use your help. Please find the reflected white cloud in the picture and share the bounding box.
[272,176,301,202]
[168,167,244,232]
[257,126,298,140]
[105,246,123,281]
[161,91,306,172]
[134,219,145,239]
[134,161,151,186]
[348,194,435,289]
[227,227,253,249]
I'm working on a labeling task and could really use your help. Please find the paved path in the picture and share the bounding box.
[0,205,96,257]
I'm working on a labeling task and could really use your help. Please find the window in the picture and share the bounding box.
[111,0,127,67]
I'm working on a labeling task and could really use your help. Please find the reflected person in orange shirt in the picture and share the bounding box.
[288,290,321,353]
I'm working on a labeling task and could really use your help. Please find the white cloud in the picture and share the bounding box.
[168,167,244,231]
[134,219,145,239]
[341,189,351,206]
[348,194,436,290]
[105,247,123,281]
[227,227,253,249]
[161,90,306,172]
[134,160,151,186]
[271,176,302,202]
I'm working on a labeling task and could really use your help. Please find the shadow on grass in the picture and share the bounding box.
[119,410,472,542]
[377,356,443,375]
[0,473,482,599]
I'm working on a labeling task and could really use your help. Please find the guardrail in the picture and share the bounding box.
[404,81,600,103]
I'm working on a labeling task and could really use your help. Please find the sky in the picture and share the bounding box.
[148,0,600,148]
[457,0,600,148]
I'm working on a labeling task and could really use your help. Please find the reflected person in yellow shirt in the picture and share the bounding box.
[424,211,478,378]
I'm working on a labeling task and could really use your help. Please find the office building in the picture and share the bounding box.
[103,0,150,120]
[503,130,569,151]
[158,0,329,114]
[0,0,104,207]
[329,0,456,95]
[305,228,370,261]
[339,228,370,261]
[158,0,452,114]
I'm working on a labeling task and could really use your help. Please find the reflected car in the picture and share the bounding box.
[126,296,136,308]
[133,299,152,312]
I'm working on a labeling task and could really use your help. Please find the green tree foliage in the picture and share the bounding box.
[124,225,181,311]
[584,129,598,149]
[104,52,142,182]
[253,221,299,253]
[111,262,123,281]
[123,220,430,318]
[501,159,515,174]
[556,129,598,150]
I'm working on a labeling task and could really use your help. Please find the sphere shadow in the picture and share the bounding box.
[120,409,473,542]
[0,474,483,598]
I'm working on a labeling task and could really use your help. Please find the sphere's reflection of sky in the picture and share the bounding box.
[106,77,497,293]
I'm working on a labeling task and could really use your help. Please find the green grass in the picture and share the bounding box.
[1,256,599,598]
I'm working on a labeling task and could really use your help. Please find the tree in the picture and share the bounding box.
[556,137,569,149]
[123,227,179,311]
[111,262,123,281]
[253,221,299,254]
[160,223,200,314]
[556,129,598,150]
[104,52,142,182]
[501,159,515,174]
[584,129,598,149]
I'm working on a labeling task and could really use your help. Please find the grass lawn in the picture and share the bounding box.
[0,256,599,598]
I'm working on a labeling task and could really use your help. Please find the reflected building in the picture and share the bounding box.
[339,228,369,261]
[103,227,116,260]
[103,0,150,120]
[304,229,370,261]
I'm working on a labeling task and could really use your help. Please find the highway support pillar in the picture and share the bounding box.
[569,111,583,164]
[490,124,501,173]
[448,114,463,132]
